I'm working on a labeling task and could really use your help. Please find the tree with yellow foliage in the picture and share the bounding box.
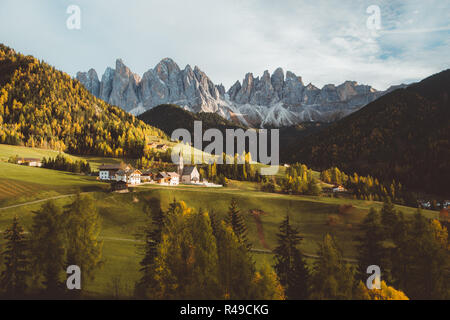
[354,281,409,300]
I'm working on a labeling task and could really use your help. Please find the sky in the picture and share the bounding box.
[0,0,449,91]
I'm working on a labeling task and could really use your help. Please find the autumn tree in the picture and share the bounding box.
[353,280,409,300]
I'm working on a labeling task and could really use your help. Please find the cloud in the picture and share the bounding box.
[0,0,448,91]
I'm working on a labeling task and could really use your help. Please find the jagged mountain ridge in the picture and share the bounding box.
[77,58,402,127]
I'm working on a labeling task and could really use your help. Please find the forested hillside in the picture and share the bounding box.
[286,70,450,196]
[138,103,247,136]
[0,44,167,158]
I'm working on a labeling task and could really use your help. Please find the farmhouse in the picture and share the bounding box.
[98,163,132,181]
[332,185,346,192]
[156,172,170,184]
[17,158,42,167]
[156,144,169,151]
[155,171,179,185]
[167,172,180,185]
[140,169,154,182]
[116,169,142,185]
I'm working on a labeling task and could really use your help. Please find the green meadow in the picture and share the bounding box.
[0,145,437,298]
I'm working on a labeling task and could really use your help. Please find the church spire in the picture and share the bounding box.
[178,151,184,176]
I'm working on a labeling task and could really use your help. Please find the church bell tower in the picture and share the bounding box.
[178,151,184,176]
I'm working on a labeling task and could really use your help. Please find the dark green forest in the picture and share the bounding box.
[138,104,246,139]
[284,70,450,196]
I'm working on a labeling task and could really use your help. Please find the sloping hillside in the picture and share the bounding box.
[0,44,167,158]
[285,69,450,196]
[138,103,247,137]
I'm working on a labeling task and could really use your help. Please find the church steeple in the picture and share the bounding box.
[178,151,184,176]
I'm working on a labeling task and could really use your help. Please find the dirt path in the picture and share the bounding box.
[250,209,271,250]
[0,192,95,211]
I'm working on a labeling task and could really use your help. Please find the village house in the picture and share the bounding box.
[156,172,170,184]
[155,171,179,185]
[17,158,42,167]
[140,169,154,183]
[116,169,142,185]
[167,172,180,186]
[156,144,169,151]
[147,142,158,149]
[98,163,132,181]
[332,185,346,193]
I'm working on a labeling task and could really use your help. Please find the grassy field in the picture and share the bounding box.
[0,144,126,171]
[0,161,108,207]
[0,144,438,298]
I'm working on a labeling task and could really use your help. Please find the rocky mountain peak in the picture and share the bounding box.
[77,58,388,127]
[76,68,100,97]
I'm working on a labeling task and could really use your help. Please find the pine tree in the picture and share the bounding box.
[380,197,398,237]
[214,221,256,299]
[226,198,251,250]
[356,208,388,281]
[135,198,165,298]
[309,234,355,300]
[152,201,220,299]
[0,216,29,297]
[394,210,449,299]
[31,201,66,297]
[273,214,309,299]
[64,194,103,290]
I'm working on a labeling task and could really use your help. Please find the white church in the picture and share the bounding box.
[177,152,200,184]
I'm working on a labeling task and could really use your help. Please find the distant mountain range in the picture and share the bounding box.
[77,58,405,127]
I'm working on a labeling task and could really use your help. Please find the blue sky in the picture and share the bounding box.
[0,0,448,90]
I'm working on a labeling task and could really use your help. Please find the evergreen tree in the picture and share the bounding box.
[356,208,388,281]
[185,208,220,298]
[135,198,165,298]
[0,216,29,297]
[309,234,355,300]
[214,221,256,299]
[152,201,220,299]
[31,201,66,297]
[64,194,103,290]
[225,198,251,250]
[380,197,399,236]
[393,210,449,299]
[273,214,309,299]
